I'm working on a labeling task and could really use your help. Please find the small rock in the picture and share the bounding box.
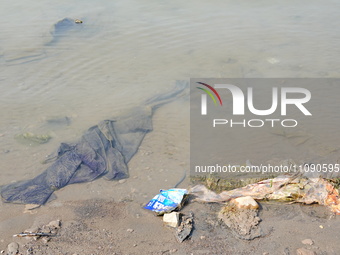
[133,244,137,247]
[24,226,39,233]
[7,242,19,255]
[319,225,324,229]
[0,250,4,254]
[296,248,316,255]
[127,228,134,233]
[118,179,127,184]
[231,196,259,209]
[301,239,314,245]
[169,249,177,253]
[200,235,206,240]
[163,212,180,228]
[40,225,51,233]
[41,237,50,243]
[47,220,61,229]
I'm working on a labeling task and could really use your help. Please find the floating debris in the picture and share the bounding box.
[45,116,71,127]
[15,132,52,145]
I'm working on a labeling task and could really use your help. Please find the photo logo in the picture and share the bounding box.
[196,82,312,128]
[199,84,311,116]
[196,82,223,115]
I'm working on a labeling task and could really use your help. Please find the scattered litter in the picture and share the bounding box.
[190,174,340,214]
[13,232,53,238]
[163,212,180,228]
[14,220,61,241]
[176,212,194,243]
[144,188,188,215]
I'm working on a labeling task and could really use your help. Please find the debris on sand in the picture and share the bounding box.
[176,212,194,243]
[163,212,180,228]
[6,242,19,255]
[14,220,61,240]
[9,220,62,254]
[144,188,188,215]
[190,174,340,214]
[218,198,262,240]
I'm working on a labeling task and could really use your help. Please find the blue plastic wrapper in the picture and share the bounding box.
[144,188,188,214]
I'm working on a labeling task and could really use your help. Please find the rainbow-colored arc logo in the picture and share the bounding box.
[196,82,223,106]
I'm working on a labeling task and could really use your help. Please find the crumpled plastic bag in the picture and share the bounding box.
[190,174,340,214]
[144,188,188,215]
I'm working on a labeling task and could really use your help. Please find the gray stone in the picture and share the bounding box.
[176,212,193,243]
[301,239,314,245]
[6,242,19,255]
[47,220,61,229]
[296,248,316,255]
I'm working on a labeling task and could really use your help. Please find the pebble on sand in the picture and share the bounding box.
[47,220,61,229]
[163,212,180,228]
[6,242,19,255]
[118,179,127,184]
[301,239,314,245]
[296,247,316,255]
[230,196,259,210]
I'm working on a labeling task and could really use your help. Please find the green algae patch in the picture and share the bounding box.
[15,132,52,145]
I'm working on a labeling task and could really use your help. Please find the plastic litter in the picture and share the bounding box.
[144,188,188,215]
[190,174,340,214]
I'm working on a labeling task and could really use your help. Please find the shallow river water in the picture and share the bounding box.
[0,0,340,248]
